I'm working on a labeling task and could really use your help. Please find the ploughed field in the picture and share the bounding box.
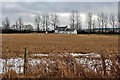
[1,33,118,57]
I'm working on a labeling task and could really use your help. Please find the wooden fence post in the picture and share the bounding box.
[101,53,107,78]
[23,47,28,75]
[117,53,120,78]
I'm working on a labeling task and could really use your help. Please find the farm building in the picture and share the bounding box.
[55,26,77,34]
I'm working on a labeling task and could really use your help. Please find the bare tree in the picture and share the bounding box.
[2,17,10,30]
[15,21,18,31]
[41,14,45,31]
[70,11,76,29]
[18,17,24,31]
[97,14,101,34]
[92,19,96,33]
[43,13,50,33]
[100,12,105,34]
[11,21,19,31]
[69,11,81,31]
[40,13,50,33]
[97,13,108,34]
[75,11,81,31]
[35,15,41,32]
[104,14,109,33]
[110,13,116,33]
[87,12,93,34]
[51,13,59,30]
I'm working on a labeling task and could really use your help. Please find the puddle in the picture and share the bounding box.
[0,53,115,74]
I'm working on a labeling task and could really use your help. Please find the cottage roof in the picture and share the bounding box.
[55,26,67,31]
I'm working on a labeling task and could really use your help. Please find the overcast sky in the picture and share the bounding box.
[0,0,119,28]
[1,0,120,2]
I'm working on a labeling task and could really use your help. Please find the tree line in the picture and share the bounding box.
[1,11,119,34]
[87,12,119,34]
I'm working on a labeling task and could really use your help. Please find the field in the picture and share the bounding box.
[1,34,119,78]
[2,34,118,57]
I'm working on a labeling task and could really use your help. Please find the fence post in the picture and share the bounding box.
[101,53,107,78]
[23,47,28,75]
[117,53,120,78]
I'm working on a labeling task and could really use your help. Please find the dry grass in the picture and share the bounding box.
[1,33,118,57]
[1,33,119,78]
[1,53,119,78]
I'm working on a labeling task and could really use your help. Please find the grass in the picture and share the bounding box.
[1,33,118,58]
[1,33,119,78]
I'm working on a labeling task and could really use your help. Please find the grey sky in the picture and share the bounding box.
[1,1,118,28]
[1,0,120,2]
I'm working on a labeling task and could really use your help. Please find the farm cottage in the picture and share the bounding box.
[55,26,77,34]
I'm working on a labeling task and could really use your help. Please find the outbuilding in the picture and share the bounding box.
[55,26,77,34]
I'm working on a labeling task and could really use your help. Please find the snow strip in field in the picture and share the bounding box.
[33,54,48,56]
[71,53,101,57]
[32,53,101,58]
